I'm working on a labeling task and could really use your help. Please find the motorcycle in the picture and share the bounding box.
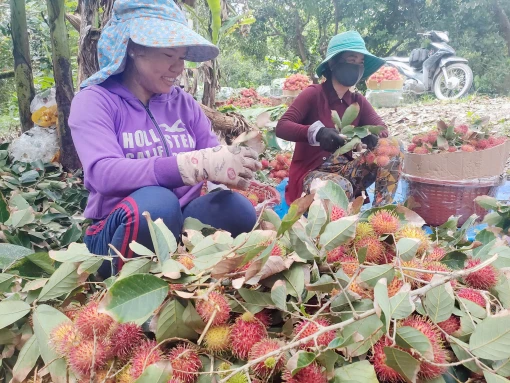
[384,31,473,100]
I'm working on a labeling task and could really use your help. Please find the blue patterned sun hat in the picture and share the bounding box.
[81,0,219,88]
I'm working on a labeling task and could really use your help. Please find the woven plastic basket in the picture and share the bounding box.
[402,174,503,227]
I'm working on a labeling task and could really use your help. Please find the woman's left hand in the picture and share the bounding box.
[361,134,379,150]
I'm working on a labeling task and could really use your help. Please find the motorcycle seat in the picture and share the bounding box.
[384,56,409,63]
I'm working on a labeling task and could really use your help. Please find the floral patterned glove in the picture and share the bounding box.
[176,146,261,190]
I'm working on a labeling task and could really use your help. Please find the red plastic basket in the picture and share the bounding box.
[403,174,502,227]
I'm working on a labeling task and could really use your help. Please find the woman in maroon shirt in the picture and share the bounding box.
[276,31,403,206]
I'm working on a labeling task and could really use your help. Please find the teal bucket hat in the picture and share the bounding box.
[316,31,385,79]
[81,0,219,88]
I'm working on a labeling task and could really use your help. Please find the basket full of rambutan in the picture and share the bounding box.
[403,118,510,226]
[282,74,311,97]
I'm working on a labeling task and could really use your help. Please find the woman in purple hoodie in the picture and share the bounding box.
[69,0,260,277]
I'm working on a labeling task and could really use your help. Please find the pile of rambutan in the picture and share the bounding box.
[407,119,507,154]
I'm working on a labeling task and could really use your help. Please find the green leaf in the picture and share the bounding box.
[33,305,70,383]
[100,274,168,323]
[343,315,383,356]
[334,360,378,383]
[206,0,221,44]
[78,257,104,275]
[134,361,173,383]
[332,110,342,130]
[147,215,177,264]
[60,224,82,247]
[374,279,391,333]
[484,371,510,383]
[316,349,339,375]
[0,273,15,292]
[319,216,357,251]
[11,335,40,383]
[424,283,455,323]
[118,259,153,280]
[0,244,33,270]
[495,277,510,309]
[390,291,414,319]
[238,288,274,313]
[475,195,500,211]
[49,243,95,262]
[396,326,433,360]
[282,264,306,298]
[8,208,35,228]
[287,351,316,376]
[396,238,420,261]
[161,259,189,279]
[335,137,361,156]
[0,300,31,329]
[451,340,481,373]
[459,298,486,319]
[262,209,281,230]
[436,135,449,150]
[271,280,287,311]
[306,200,327,238]
[129,242,155,256]
[278,194,314,236]
[341,103,360,128]
[38,262,81,302]
[492,358,510,377]
[289,225,318,261]
[0,191,9,224]
[441,251,468,270]
[469,314,510,360]
[317,180,350,211]
[366,126,386,135]
[156,299,198,342]
[383,347,420,383]
[306,274,337,293]
[360,265,394,288]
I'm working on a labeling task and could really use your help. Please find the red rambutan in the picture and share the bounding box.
[110,323,144,361]
[69,340,108,377]
[195,291,231,326]
[330,205,347,221]
[457,288,486,307]
[413,146,429,154]
[339,256,359,277]
[230,312,268,360]
[407,143,417,153]
[437,315,461,338]
[375,145,390,156]
[130,340,164,380]
[447,146,458,152]
[271,243,287,257]
[50,322,81,357]
[463,258,498,289]
[455,125,468,134]
[355,236,385,264]
[248,339,285,378]
[387,278,404,298]
[368,210,400,235]
[75,301,114,339]
[281,362,327,383]
[365,151,376,164]
[461,144,475,152]
[427,246,446,262]
[327,246,346,263]
[293,318,336,349]
[168,344,202,383]
[255,310,272,327]
[372,336,407,383]
[375,155,391,167]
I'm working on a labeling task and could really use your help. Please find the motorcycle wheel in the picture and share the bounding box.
[433,63,473,100]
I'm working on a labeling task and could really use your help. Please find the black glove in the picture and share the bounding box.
[361,134,379,150]
[316,127,345,153]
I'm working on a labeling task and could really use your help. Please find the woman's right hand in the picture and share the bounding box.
[316,127,346,153]
[176,145,261,190]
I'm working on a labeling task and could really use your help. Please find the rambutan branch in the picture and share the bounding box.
[219,254,499,382]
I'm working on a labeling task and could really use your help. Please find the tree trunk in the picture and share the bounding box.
[202,59,218,107]
[9,0,35,133]
[0,70,15,80]
[492,0,510,56]
[47,0,81,171]
[78,0,100,85]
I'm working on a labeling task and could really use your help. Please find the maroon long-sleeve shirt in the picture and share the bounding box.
[276,80,388,204]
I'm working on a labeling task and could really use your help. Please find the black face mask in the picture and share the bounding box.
[331,63,364,87]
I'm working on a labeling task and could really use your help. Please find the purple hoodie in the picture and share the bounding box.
[69,77,219,220]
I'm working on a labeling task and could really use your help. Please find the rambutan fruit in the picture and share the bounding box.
[50,322,81,357]
[168,344,202,383]
[407,143,417,153]
[247,193,259,206]
[195,291,231,326]
[178,254,195,270]
[401,259,425,288]
[455,125,469,135]
[330,205,347,221]
[447,146,458,152]
[355,222,376,241]
[218,362,249,382]
[372,336,407,383]
[327,246,346,263]
[204,325,231,353]
[110,322,144,362]
[396,225,431,254]
[412,135,425,145]
[457,288,486,307]
[476,139,490,150]
[379,138,390,146]
[365,151,376,165]
[437,315,461,339]
[271,243,287,257]
[69,340,108,377]
[355,236,385,264]
[387,145,401,157]
[421,261,453,285]
[230,312,268,359]
[427,246,446,262]
[400,315,448,379]
[368,210,400,235]
[413,146,429,154]
[349,281,374,299]
[130,340,164,380]
[387,278,404,298]
[375,145,390,157]
[75,301,114,339]
[255,310,272,327]
[427,131,438,144]
[375,155,391,167]
[115,365,132,383]
[339,256,359,277]
[293,318,336,349]
[461,144,475,152]
[463,258,499,289]
[248,339,285,378]
[281,362,327,383]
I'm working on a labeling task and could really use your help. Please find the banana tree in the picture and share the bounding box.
[183,0,255,107]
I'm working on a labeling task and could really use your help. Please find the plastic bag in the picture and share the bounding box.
[366,89,403,108]
[9,126,59,163]
[30,88,56,113]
